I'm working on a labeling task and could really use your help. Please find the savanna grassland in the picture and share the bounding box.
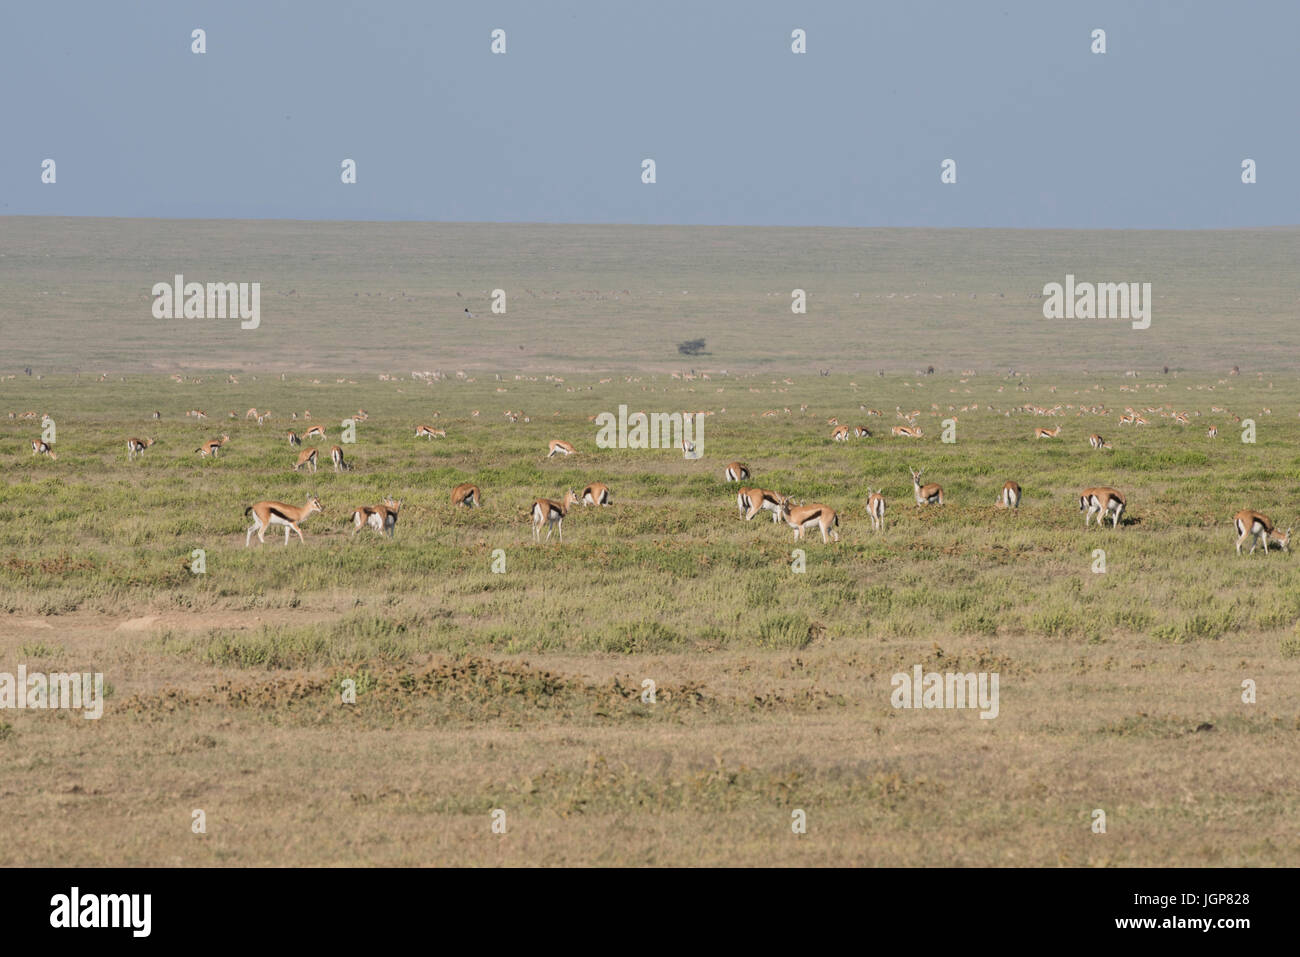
[1,218,1298,866]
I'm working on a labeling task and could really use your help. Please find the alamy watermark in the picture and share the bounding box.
[0,666,104,719]
[1042,274,1150,330]
[890,664,999,719]
[594,404,704,456]
[152,274,260,329]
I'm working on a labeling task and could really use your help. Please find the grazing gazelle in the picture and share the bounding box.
[853,425,872,438]
[352,498,401,538]
[531,489,580,543]
[909,467,943,505]
[1034,426,1062,439]
[151,411,161,420]
[892,425,923,439]
[581,482,611,506]
[293,447,319,473]
[126,437,155,461]
[724,462,750,483]
[195,434,230,458]
[244,496,323,546]
[1089,433,1112,450]
[331,445,352,472]
[740,488,788,523]
[1080,487,1126,529]
[451,483,481,507]
[866,488,886,532]
[304,425,326,440]
[778,500,841,544]
[31,439,57,460]
[416,425,446,439]
[1233,510,1290,555]
[831,425,851,442]
[995,481,1021,509]
[1207,425,1218,438]
[287,430,302,447]
[547,439,577,458]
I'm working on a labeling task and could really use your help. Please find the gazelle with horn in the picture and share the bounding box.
[547,439,576,458]
[244,496,323,546]
[910,467,943,505]
[778,500,841,544]
[532,489,580,543]
[1080,487,1125,529]
[126,437,155,461]
[1233,510,1290,555]
[866,488,886,532]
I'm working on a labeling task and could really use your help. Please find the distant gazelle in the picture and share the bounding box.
[1034,426,1062,439]
[866,488,886,532]
[996,481,1021,509]
[547,439,576,458]
[1080,487,1125,529]
[1207,425,1218,438]
[581,482,611,506]
[31,439,57,460]
[244,496,323,546]
[451,483,481,507]
[352,498,401,538]
[1089,433,1112,450]
[739,487,787,523]
[304,425,326,440]
[1233,510,1290,555]
[724,462,750,483]
[892,425,922,439]
[416,425,446,439]
[293,447,319,473]
[126,437,155,461]
[853,425,871,438]
[832,425,850,442]
[778,500,840,544]
[910,467,943,505]
[287,430,302,447]
[531,489,580,543]
[331,446,352,472]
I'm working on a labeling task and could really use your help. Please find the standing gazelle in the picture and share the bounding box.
[352,498,401,538]
[581,482,611,506]
[304,425,326,440]
[995,481,1021,509]
[31,439,57,460]
[1080,487,1126,529]
[778,500,841,544]
[1207,425,1219,439]
[866,489,886,532]
[126,437,155,461]
[1034,426,1062,439]
[244,496,323,546]
[547,439,576,458]
[1089,433,1112,450]
[293,447,319,473]
[831,425,850,442]
[451,483,481,507]
[724,462,750,483]
[1233,510,1290,555]
[909,467,943,505]
[195,434,230,458]
[287,430,302,447]
[416,425,446,439]
[531,490,580,543]
[331,446,352,472]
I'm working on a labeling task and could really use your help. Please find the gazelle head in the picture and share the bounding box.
[564,489,580,509]
[306,496,324,516]
[1274,527,1292,552]
[909,467,923,485]
[383,497,402,511]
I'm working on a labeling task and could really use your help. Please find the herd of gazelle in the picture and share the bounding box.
[22,410,1291,555]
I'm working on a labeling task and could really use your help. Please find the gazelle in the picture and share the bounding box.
[778,500,840,544]
[1207,425,1218,438]
[126,437,155,461]
[287,431,301,447]
[995,481,1021,509]
[547,439,576,458]
[1080,487,1126,529]
[451,483,481,507]
[532,489,580,543]
[293,447,319,473]
[581,482,611,506]
[195,434,230,458]
[892,425,923,438]
[740,488,788,523]
[1089,433,1111,450]
[909,468,943,505]
[831,425,851,442]
[304,425,326,440]
[866,488,886,532]
[352,498,401,538]
[1233,510,1290,555]
[31,439,57,460]
[331,445,352,472]
[1034,426,1062,439]
[416,425,446,439]
[151,411,161,420]
[853,425,871,438]
[724,462,750,482]
[244,496,323,546]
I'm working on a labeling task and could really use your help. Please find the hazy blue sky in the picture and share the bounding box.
[2,1,1295,228]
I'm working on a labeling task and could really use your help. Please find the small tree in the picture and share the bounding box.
[677,338,707,356]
